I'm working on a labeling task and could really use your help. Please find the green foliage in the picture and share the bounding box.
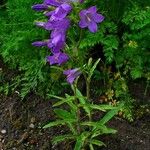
[79,21,118,63]
[0,0,64,98]
[115,4,150,79]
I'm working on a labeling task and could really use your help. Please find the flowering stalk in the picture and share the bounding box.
[32,2,112,149]
[32,0,104,85]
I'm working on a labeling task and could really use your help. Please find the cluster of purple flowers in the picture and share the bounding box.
[32,0,104,84]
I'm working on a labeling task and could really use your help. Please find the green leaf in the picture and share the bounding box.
[74,132,90,150]
[53,95,75,107]
[90,139,106,147]
[80,104,116,112]
[98,103,124,125]
[89,144,94,150]
[52,134,76,145]
[76,88,91,117]
[88,58,93,67]
[43,120,66,128]
[47,94,64,100]
[67,122,77,135]
[91,127,117,138]
[89,58,100,79]
[54,109,76,121]
[81,122,117,135]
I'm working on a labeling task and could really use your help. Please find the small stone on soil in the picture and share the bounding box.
[1,130,6,134]
[29,123,35,128]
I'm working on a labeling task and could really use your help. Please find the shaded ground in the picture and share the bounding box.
[0,88,150,150]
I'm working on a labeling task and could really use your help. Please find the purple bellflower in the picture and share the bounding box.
[50,4,72,20]
[32,41,47,47]
[44,10,55,17]
[35,18,70,31]
[63,68,81,84]
[47,52,69,65]
[32,4,48,11]
[44,0,67,7]
[43,18,70,30]
[79,6,104,33]
[48,30,66,53]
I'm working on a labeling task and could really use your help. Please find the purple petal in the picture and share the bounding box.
[79,10,87,18]
[92,14,104,23]
[47,52,69,65]
[88,21,97,33]
[47,55,56,65]
[63,68,81,84]
[44,0,66,7]
[67,76,75,84]
[35,22,46,28]
[32,41,47,47]
[32,4,48,11]
[44,10,55,17]
[58,53,69,65]
[88,6,97,13]
[79,20,88,28]
[63,69,71,75]
[45,18,70,31]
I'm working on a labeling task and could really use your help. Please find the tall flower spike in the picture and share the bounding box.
[63,69,81,84]
[79,6,104,33]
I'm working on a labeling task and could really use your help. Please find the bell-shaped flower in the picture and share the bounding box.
[47,52,69,65]
[44,0,67,7]
[32,41,47,47]
[63,68,81,84]
[32,4,48,11]
[50,4,72,20]
[79,6,104,33]
[46,18,70,30]
[48,30,66,53]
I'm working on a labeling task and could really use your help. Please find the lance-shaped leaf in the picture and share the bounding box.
[43,120,66,128]
[74,131,91,150]
[76,88,91,117]
[53,95,77,111]
[54,109,76,121]
[89,58,100,79]
[79,103,116,112]
[90,139,106,147]
[52,134,76,145]
[80,122,117,136]
[98,103,124,125]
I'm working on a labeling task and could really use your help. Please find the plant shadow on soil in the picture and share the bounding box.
[0,59,150,150]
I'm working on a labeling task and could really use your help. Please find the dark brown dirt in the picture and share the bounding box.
[0,89,149,150]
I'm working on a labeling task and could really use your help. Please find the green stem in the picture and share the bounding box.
[86,78,90,101]
[144,80,149,96]
[83,74,92,125]
[73,29,83,57]
[73,83,81,134]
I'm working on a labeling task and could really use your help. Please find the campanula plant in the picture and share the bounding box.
[32,0,123,149]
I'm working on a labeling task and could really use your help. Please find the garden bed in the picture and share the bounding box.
[0,86,149,150]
